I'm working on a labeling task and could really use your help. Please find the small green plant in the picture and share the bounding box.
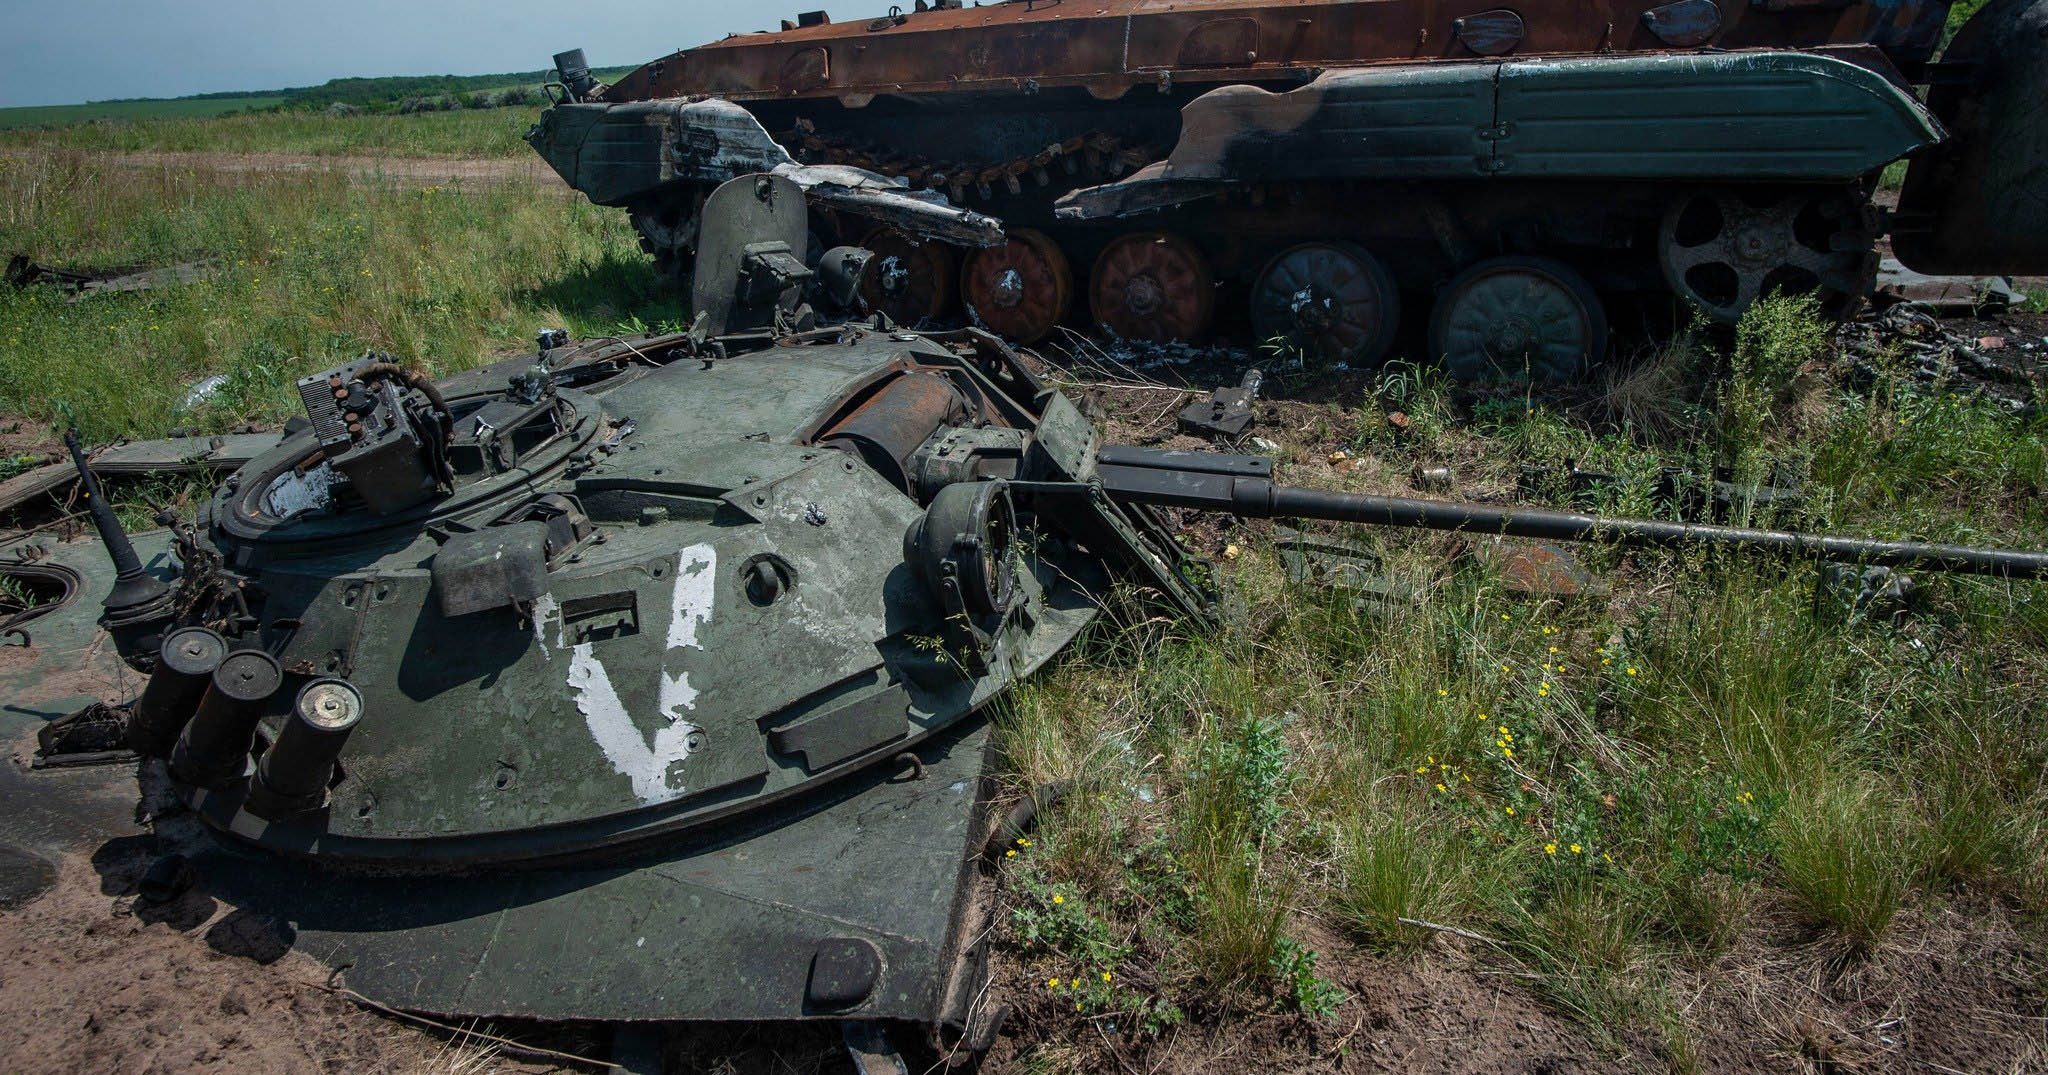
[1269,937,1346,1019]
[1722,292,1827,492]
[0,574,41,613]
[0,451,43,481]
[1010,869,1129,969]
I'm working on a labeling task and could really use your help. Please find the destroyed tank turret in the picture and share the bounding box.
[5,173,2048,1071]
[528,0,2048,381]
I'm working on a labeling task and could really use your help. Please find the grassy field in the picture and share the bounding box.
[0,97,287,130]
[0,151,679,442]
[994,322,2048,1068]
[1,113,2044,1072]
[0,104,537,158]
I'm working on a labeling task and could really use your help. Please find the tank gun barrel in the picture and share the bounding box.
[1092,447,2048,579]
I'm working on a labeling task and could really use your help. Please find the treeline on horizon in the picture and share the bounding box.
[79,65,640,115]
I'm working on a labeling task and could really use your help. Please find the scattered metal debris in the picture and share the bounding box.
[1873,257,2021,313]
[32,701,137,769]
[1178,368,1263,439]
[1815,564,1919,625]
[1836,302,2041,407]
[6,254,212,300]
[1461,537,1609,601]
[0,432,280,518]
[1411,465,1455,493]
[1273,526,1416,605]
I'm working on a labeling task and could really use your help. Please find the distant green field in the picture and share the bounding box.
[0,63,640,132]
[0,105,539,158]
[0,97,286,130]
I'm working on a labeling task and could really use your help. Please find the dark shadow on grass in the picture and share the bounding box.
[521,251,690,336]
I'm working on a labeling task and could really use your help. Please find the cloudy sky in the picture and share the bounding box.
[0,0,875,107]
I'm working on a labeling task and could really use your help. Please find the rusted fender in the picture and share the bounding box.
[1891,0,2048,275]
[526,97,1004,247]
[1057,50,1943,219]
[603,0,1952,106]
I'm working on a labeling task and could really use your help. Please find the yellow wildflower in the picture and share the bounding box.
[1102,971,1112,982]
[1053,895,1064,905]
[1505,806,1516,816]
[1005,849,1017,858]
[1544,842,1557,854]
[1048,977,1059,989]
[1435,783,1447,793]
[1570,843,1582,854]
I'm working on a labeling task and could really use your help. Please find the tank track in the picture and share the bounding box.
[781,121,1160,207]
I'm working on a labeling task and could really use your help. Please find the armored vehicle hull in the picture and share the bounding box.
[7,173,2048,1070]
[528,0,2048,379]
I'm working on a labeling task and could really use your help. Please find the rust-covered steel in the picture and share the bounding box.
[529,0,2048,375]
[607,0,1946,104]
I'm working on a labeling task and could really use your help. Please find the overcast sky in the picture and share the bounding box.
[0,1,876,108]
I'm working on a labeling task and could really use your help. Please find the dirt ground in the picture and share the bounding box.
[976,908,2048,1075]
[4,840,2042,1074]
[0,846,571,1075]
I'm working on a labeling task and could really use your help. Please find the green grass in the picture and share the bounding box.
[997,296,2048,1064]
[0,149,681,442]
[0,104,539,158]
[0,97,287,130]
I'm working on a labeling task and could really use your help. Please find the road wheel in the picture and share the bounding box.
[1430,256,1607,383]
[859,227,956,327]
[1088,232,1215,342]
[1658,185,1877,323]
[959,229,1072,344]
[1249,241,1401,368]
[629,198,699,285]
